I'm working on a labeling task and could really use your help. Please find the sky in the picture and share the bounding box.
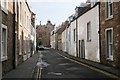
[28,0,87,26]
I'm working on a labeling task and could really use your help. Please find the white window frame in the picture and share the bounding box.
[15,0,17,22]
[1,24,7,61]
[106,0,113,19]
[19,34,22,55]
[105,28,113,61]
[25,11,26,27]
[73,29,76,42]
[87,22,91,42]
[1,0,8,14]
[19,2,22,26]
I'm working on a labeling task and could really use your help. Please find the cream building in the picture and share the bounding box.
[18,0,31,61]
[51,29,56,49]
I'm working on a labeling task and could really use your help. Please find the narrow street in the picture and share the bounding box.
[1,1,120,80]
[35,49,113,80]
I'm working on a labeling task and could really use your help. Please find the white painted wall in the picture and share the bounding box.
[78,5,100,62]
[62,29,67,52]
[70,20,76,57]
[66,27,69,53]
[50,30,56,49]
[66,26,71,55]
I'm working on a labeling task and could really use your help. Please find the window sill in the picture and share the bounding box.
[105,16,113,21]
[106,57,113,61]
[1,56,8,61]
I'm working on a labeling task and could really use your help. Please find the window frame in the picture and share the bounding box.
[19,34,22,55]
[73,29,76,42]
[1,24,7,61]
[105,28,113,61]
[105,0,113,19]
[19,2,22,26]
[87,22,91,42]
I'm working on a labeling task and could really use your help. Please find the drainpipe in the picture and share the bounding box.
[13,0,17,69]
[76,18,78,57]
[99,2,102,63]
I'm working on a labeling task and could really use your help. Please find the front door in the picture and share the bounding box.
[79,40,85,59]
[81,40,85,59]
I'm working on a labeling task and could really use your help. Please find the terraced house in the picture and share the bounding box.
[17,0,32,63]
[0,0,36,78]
[100,0,120,68]
[77,2,100,62]
[1,0,15,76]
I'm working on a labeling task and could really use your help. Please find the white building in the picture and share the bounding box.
[50,29,56,49]
[66,25,72,55]
[62,29,67,52]
[77,3,100,62]
[69,20,77,57]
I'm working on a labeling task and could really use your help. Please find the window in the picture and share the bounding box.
[106,0,113,18]
[1,24,7,61]
[27,16,29,28]
[25,11,26,26]
[25,37,28,54]
[87,22,91,41]
[15,0,17,21]
[106,28,113,60]
[1,0,8,14]
[73,29,76,42]
[20,2,22,24]
[28,37,31,52]
[19,35,22,55]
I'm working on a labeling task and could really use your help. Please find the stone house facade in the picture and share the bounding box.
[36,21,54,47]
[0,0,35,77]
[16,0,32,65]
[100,1,120,68]
[1,0,14,75]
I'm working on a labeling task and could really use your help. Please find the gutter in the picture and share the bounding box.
[13,0,17,69]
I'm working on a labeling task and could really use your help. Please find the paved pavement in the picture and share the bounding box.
[2,53,39,80]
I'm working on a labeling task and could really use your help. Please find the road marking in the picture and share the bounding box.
[56,52,120,79]
[47,72,62,76]
[58,63,72,66]
[65,67,82,70]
